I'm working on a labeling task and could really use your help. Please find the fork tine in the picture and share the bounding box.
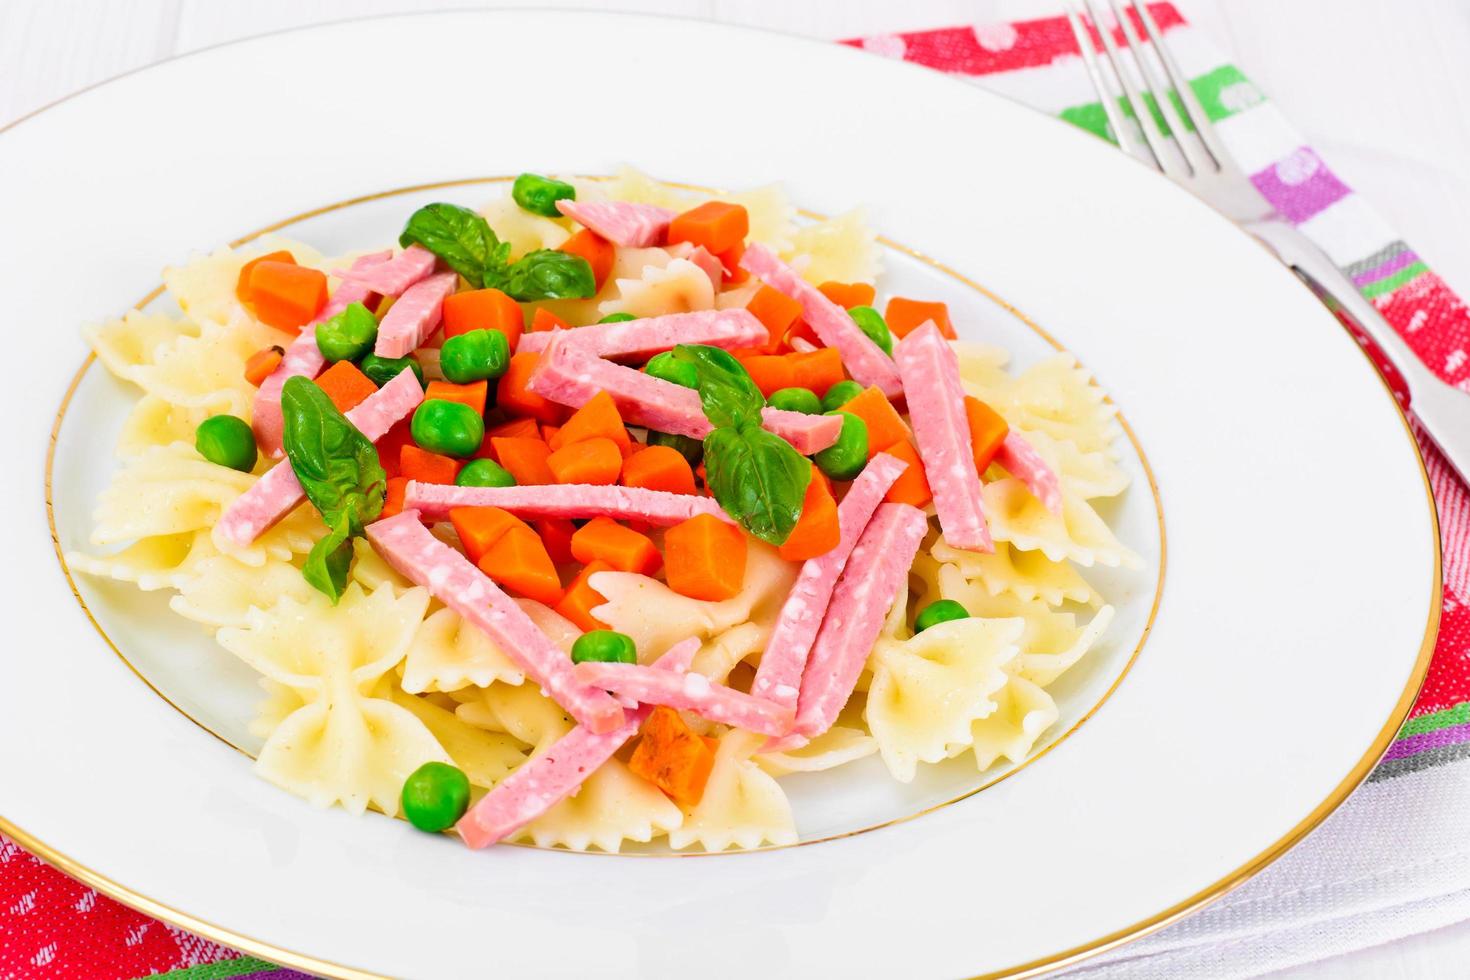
[1083,0,1181,177]
[1110,0,1206,175]
[1131,0,1232,168]
[1063,1,1151,164]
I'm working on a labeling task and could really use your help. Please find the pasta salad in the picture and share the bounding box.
[69,169,1138,852]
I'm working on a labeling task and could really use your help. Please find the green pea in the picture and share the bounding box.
[767,387,822,415]
[821,380,865,412]
[401,761,471,833]
[360,353,424,389]
[848,306,893,355]
[315,301,378,363]
[648,430,704,466]
[195,415,258,472]
[645,352,699,389]
[598,312,637,323]
[914,599,971,633]
[813,410,869,481]
[512,172,576,218]
[457,458,517,488]
[411,399,485,457]
[571,629,638,665]
[440,329,510,384]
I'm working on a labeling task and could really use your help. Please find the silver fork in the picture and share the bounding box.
[1067,0,1470,483]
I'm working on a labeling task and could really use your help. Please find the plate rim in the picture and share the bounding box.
[0,11,1442,979]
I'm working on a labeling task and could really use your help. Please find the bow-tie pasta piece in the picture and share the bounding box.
[758,723,877,776]
[348,537,416,595]
[601,165,698,211]
[726,183,797,253]
[968,674,1061,772]
[66,529,214,593]
[457,681,574,751]
[984,479,1142,569]
[952,341,1013,391]
[668,729,797,852]
[169,550,317,630]
[117,395,219,458]
[402,606,528,694]
[972,354,1123,458]
[388,688,526,790]
[1014,605,1115,688]
[84,310,201,385]
[125,318,284,417]
[597,258,716,320]
[163,236,325,330]
[866,617,1025,782]
[781,208,880,286]
[216,583,442,815]
[514,758,684,853]
[479,196,570,259]
[691,620,769,686]
[932,537,1099,608]
[1016,427,1130,500]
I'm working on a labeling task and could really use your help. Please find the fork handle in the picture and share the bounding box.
[1246,218,1470,484]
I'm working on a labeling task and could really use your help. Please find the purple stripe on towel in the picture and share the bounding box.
[1381,721,1470,762]
[1352,249,1421,287]
[1250,147,1351,224]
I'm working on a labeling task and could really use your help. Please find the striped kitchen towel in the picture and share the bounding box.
[3,4,1468,978]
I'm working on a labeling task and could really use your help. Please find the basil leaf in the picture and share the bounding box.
[399,202,511,285]
[494,249,596,300]
[671,344,764,429]
[703,424,811,545]
[281,377,387,603]
[302,513,355,604]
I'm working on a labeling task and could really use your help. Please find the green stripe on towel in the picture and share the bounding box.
[1060,65,1262,143]
[1361,262,1429,299]
[1398,703,1470,739]
[152,958,282,979]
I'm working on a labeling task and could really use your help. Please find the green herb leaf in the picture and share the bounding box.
[281,376,388,603]
[398,202,511,286]
[671,344,764,429]
[493,249,596,300]
[702,424,811,545]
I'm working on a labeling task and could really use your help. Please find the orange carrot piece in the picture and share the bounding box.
[546,437,623,486]
[621,445,696,495]
[400,445,462,485]
[491,437,556,485]
[243,346,285,387]
[442,288,524,349]
[715,241,748,284]
[785,319,821,351]
[554,560,613,632]
[530,307,571,333]
[880,439,933,507]
[664,513,746,601]
[790,348,845,394]
[377,418,415,479]
[540,424,561,445]
[485,417,542,441]
[558,229,616,292]
[477,525,563,605]
[235,250,294,303]
[745,285,804,351]
[841,385,910,460]
[570,517,662,575]
[629,706,717,808]
[548,390,630,453]
[817,281,876,309]
[243,260,328,331]
[778,470,840,561]
[885,297,955,340]
[314,361,377,413]
[425,379,488,416]
[667,201,749,255]
[536,517,578,564]
[497,351,567,424]
[964,396,1010,474]
[382,477,409,519]
[450,506,531,564]
[736,354,798,398]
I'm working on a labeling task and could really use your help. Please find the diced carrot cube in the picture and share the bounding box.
[964,396,1009,474]
[536,517,577,564]
[789,348,845,394]
[664,514,746,601]
[558,229,616,292]
[667,201,749,254]
[243,260,327,331]
[778,471,840,561]
[382,477,409,519]
[817,281,876,309]
[570,517,662,575]
[400,445,462,485]
[425,379,488,416]
[629,706,717,808]
[485,417,542,441]
[530,307,571,333]
[736,354,798,398]
[885,297,955,340]
[715,241,748,284]
[497,351,567,424]
[880,439,932,508]
[451,506,531,564]
[377,418,415,479]
[746,285,804,351]
[442,288,524,349]
[244,346,285,387]
[554,560,613,632]
[621,445,696,495]
[546,437,623,486]
[841,385,910,460]
[491,437,555,485]
[235,250,295,303]
[477,525,563,605]
[548,390,630,453]
[314,360,377,413]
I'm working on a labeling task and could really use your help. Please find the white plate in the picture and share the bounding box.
[0,12,1437,979]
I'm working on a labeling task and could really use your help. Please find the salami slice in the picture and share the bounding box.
[365,511,625,734]
[995,431,1064,516]
[572,662,794,737]
[895,321,993,552]
[374,271,457,358]
[213,370,424,550]
[516,308,767,358]
[404,482,733,525]
[740,243,902,397]
[455,637,699,849]
[556,199,675,247]
[750,453,908,710]
[332,243,438,297]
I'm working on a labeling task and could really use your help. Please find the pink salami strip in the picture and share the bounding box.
[895,321,993,553]
[556,199,675,247]
[252,250,393,457]
[740,243,902,397]
[774,503,928,750]
[213,370,424,550]
[332,243,438,297]
[516,308,768,358]
[404,482,733,525]
[995,431,1064,516]
[366,511,626,734]
[374,271,457,358]
[455,638,698,850]
[529,340,842,453]
[750,453,908,711]
[573,662,794,737]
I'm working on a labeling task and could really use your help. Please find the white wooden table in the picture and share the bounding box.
[4,1,1468,976]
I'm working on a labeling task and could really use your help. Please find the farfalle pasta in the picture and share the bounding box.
[70,169,1141,852]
